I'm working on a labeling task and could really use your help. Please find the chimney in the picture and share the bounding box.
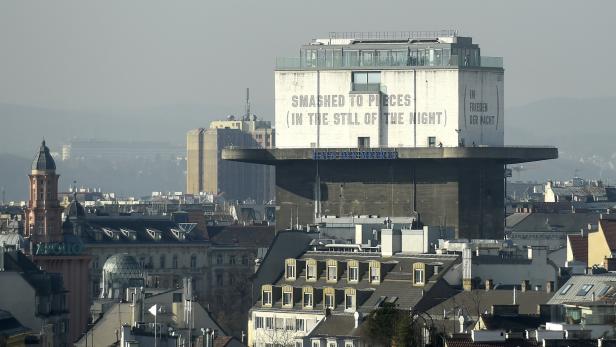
[521,280,530,292]
[354,311,360,328]
[604,257,616,271]
[462,248,473,291]
[485,279,493,291]
[546,281,554,293]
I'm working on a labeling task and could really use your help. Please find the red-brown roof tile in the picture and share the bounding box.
[568,234,588,263]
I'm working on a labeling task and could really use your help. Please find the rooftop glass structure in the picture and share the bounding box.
[276,30,503,70]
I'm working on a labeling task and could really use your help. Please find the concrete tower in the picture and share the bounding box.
[25,140,63,243]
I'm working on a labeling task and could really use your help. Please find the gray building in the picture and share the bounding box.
[223,31,557,239]
[187,116,275,203]
[0,246,69,346]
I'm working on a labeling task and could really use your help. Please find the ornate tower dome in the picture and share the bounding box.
[32,140,56,171]
[26,140,62,243]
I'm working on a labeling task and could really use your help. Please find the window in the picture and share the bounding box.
[344,288,356,311]
[352,71,381,92]
[369,261,380,284]
[255,316,264,329]
[296,318,305,331]
[598,286,612,296]
[347,261,359,282]
[413,263,426,286]
[576,284,594,296]
[560,284,573,295]
[242,255,249,265]
[286,259,297,280]
[303,287,314,308]
[312,341,320,347]
[296,342,303,347]
[265,317,274,329]
[306,259,317,281]
[172,255,178,269]
[327,260,338,282]
[229,255,236,265]
[285,318,295,331]
[414,269,425,285]
[282,286,293,307]
[173,293,183,303]
[159,255,166,269]
[275,317,284,330]
[262,285,273,306]
[328,342,337,347]
[190,255,197,269]
[428,136,436,147]
[324,287,336,309]
[357,137,370,149]
[217,255,223,265]
[352,71,381,84]
[216,273,223,286]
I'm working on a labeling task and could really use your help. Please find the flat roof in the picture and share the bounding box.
[222,146,557,165]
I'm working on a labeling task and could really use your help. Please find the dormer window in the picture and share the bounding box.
[324,287,336,310]
[306,259,317,281]
[327,259,338,282]
[344,288,356,311]
[302,287,314,309]
[369,260,381,284]
[286,259,297,280]
[413,263,426,286]
[261,285,273,307]
[347,260,359,282]
[282,285,294,307]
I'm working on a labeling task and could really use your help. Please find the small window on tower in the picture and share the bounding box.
[358,137,370,148]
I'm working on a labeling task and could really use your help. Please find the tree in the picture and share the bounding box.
[364,303,417,347]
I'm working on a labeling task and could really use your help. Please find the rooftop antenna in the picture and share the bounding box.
[245,88,251,120]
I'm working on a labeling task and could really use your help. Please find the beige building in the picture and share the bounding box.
[186,116,275,203]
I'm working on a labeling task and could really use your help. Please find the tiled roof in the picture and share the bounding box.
[309,314,360,337]
[567,234,588,263]
[207,225,275,247]
[546,274,616,305]
[426,289,552,318]
[506,213,600,233]
[81,216,209,244]
[480,314,546,332]
[445,336,539,347]
[599,219,616,251]
[258,251,459,315]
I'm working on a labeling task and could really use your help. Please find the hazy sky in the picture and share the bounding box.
[0,0,613,118]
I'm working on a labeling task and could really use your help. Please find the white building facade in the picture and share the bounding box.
[275,32,504,149]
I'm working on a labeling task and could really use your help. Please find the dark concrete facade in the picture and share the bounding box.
[223,147,557,239]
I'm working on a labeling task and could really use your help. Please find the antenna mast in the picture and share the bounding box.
[245,88,251,119]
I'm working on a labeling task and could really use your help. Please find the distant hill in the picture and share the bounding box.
[0,153,30,202]
[506,97,616,183]
[0,102,252,157]
[2,97,615,200]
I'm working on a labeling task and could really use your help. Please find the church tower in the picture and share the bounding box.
[25,140,63,243]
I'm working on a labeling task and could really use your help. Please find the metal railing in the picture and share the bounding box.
[328,30,459,40]
[276,55,503,70]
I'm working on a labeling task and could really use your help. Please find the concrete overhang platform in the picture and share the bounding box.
[222,146,558,165]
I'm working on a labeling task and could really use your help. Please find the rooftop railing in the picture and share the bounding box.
[276,54,503,70]
[328,30,459,40]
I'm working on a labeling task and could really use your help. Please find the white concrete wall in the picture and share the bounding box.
[248,310,323,347]
[275,69,504,148]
